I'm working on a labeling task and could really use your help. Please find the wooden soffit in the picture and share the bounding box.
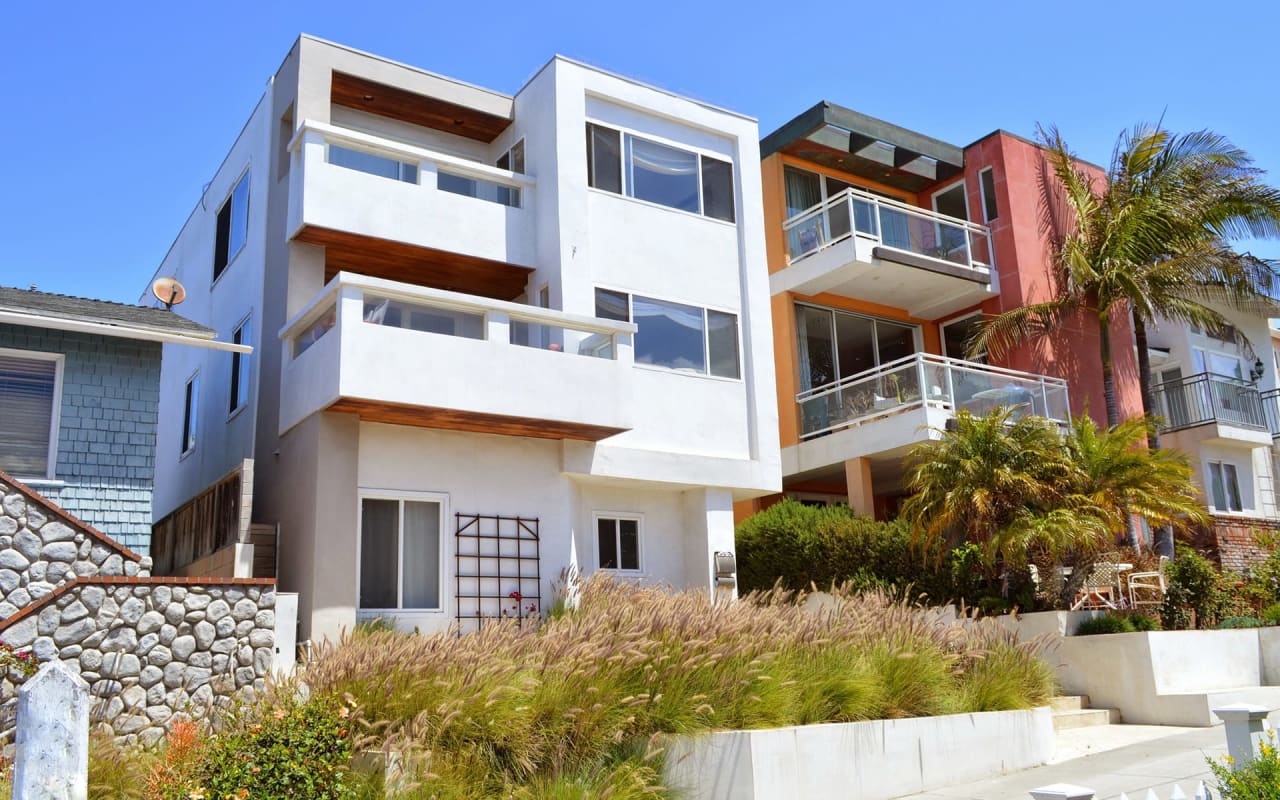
[329,398,628,442]
[331,72,512,143]
[294,226,533,302]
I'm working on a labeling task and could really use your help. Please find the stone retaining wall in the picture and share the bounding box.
[0,473,149,620]
[0,576,276,746]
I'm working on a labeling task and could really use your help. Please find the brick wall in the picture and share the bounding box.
[0,324,161,553]
[1208,516,1280,573]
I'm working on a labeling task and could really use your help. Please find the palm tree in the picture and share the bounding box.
[974,123,1280,432]
[972,124,1280,553]
[901,410,1207,582]
[900,408,1102,566]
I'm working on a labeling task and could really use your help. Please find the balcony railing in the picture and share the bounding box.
[783,187,994,271]
[797,353,1069,440]
[276,272,637,436]
[1263,388,1280,437]
[1152,372,1266,433]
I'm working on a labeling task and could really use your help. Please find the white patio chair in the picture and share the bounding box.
[1128,556,1170,609]
[1072,561,1121,610]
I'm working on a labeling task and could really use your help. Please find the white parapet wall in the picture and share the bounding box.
[663,707,1055,800]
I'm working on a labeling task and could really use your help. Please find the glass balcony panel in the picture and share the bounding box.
[362,297,485,339]
[293,302,336,357]
[437,170,521,207]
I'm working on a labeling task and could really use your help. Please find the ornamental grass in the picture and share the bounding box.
[305,575,1057,798]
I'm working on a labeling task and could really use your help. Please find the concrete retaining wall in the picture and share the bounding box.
[663,707,1055,800]
[0,577,280,746]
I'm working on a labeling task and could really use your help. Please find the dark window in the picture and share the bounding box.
[980,169,998,222]
[0,354,58,477]
[597,517,640,571]
[181,375,198,455]
[701,157,736,222]
[586,123,622,193]
[229,320,250,414]
[596,289,740,378]
[213,173,249,281]
[594,288,630,322]
[707,310,740,379]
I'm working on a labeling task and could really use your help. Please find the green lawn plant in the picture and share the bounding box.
[1209,729,1280,799]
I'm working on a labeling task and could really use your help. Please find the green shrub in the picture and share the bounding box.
[1261,603,1280,626]
[1209,729,1280,799]
[1075,615,1136,636]
[1160,547,1224,629]
[1218,616,1266,629]
[735,500,956,602]
[1126,613,1161,632]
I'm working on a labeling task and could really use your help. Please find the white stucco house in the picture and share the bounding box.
[140,35,780,642]
[1147,300,1280,527]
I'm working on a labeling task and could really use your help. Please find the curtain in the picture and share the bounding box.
[359,500,399,609]
[784,168,821,217]
[0,355,56,477]
[401,501,441,609]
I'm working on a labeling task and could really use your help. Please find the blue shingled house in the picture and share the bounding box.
[0,287,248,553]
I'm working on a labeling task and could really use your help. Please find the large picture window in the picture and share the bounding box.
[359,496,443,611]
[795,304,918,391]
[594,289,739,378]
[213,172,250,281]
[0,350,61,479]
[586,123,735,222]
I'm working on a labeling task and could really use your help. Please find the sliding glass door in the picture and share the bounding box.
[796,305,920,392]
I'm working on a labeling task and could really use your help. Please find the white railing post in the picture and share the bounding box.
[418,158,439,191]
[1040,378,1050,418]
[916,354,929,408]
[486,310,510,344]
[944,358,957,410]
[1214,703,1273,770]
[13,660,90,800]
[614,332,634,367]
[1028,785,1094,800]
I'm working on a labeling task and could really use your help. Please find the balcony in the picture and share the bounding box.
[278,272,637,440]
[785,353,1069,475]
[771,188,999,318]
[287,120,535,299]
[1153,372,1273,446]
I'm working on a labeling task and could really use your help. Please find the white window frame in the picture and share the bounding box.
[180,371,199,459]
[355,489,448,614]
[228,313,252,419]
[212,168,251,286]
[585,120,737,225]
[1206,460,1244,513]
[593,511,645,574]
[0,347,64,481]
[594,286,743,381]
[978,167,999,223]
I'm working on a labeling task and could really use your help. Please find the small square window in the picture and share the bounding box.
[597,516,641,572]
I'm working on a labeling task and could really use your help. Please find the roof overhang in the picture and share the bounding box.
[762,102,964,193]
[0,310,251,353]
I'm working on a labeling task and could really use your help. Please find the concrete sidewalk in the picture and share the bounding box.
[895,725,1227,800]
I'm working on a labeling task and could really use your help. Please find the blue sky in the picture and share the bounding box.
[2,0,1278,304]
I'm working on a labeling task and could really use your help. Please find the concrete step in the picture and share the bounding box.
[1052,708,1122,731]
[1049,695,1089,712]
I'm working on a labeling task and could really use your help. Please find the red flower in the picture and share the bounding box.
[508,591,522,601]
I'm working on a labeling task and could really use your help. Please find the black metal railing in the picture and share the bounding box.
[1261,387,1280,437]
[1151,372,1266,432]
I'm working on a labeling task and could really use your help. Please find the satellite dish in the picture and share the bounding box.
[151,277,187,310]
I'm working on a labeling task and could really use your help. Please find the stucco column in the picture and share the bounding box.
[681,488,737,600]
[844,457,874,516]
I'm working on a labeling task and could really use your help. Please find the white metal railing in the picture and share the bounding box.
[783,187,994,271]
[289,120,533,208]
[279,272,636,361]
[796,352,1069,440]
